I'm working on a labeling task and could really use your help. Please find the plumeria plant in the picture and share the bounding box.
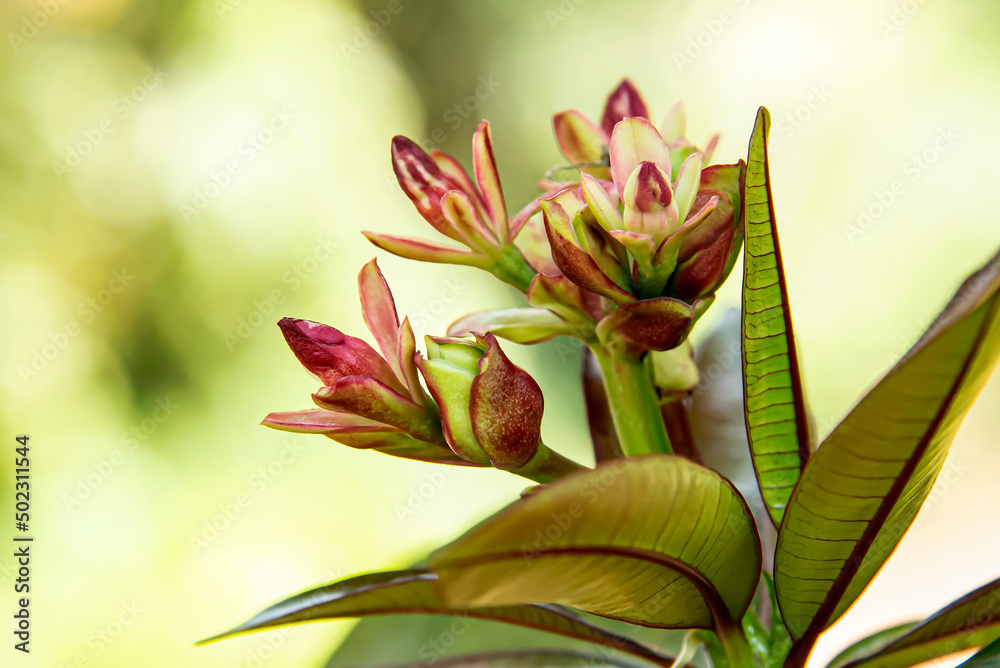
[202,80,1000,668]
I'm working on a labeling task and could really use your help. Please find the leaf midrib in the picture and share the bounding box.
[743,108,811,528]
[790,295,1000,654]
[841,577,1000,668]
[435,544,736,630]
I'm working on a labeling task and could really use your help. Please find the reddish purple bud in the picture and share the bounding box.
[278,318,407,394]
[391,136,468,241]
[469,333,543,469]
[634,162,672,211]
[601,79,650,136]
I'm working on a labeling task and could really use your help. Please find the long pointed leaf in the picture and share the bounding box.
[834,576,1000,668]
[827,624,919,668]
[355,648,648,667]
[431,455,761,632]
[958,637,1000,668]
[775,248,1000,657]
[201,569,674,666]
[741,106,810,527]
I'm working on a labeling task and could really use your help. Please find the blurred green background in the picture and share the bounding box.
[1,0,999,666]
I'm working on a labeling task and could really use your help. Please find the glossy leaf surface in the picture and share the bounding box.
[834,577,1000,668]
[202,569,673,665]
[958,637,1000,668]
[775,247,1000,648]
[431,456,761,631]
[741,106,810,527]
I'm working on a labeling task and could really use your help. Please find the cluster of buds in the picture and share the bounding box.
[264,260,578,481]
[267,78,747,477]
[449,80,745,355]
[363,122,543,291]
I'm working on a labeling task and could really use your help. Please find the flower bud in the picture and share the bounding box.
[278,317,407,395]
[417,334,544,469]
[469,333,543,469]
[601,79,650,136]
[391,136,469,242]
[622,161,677,238]
[417,336,491,464]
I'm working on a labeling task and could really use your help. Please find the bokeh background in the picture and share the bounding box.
[1,0,999,666]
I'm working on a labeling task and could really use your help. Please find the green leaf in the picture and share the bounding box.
[741,106,811,528]
[774,248,1000,653]
[959,637,1000,668]
[831,576,1000,668]
[826,624,919,668]
[431,455,761,632]
[343,648,649,667]
[448,308,583,345]
[325,612,690,668]
[200,569,674,666]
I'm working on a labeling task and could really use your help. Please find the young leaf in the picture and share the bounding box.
[832,576,1000,668]
[350,648,650,667]
[448,308,582,344]
[775,248,1000,657]
[201,569,675,666]
[431,455,761,632]
[741,106,811,527]
[826,624,921,668]
[958,637,1000,668]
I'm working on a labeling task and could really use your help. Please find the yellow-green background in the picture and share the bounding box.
[1,0,998,666]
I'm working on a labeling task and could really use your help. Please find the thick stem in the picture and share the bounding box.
[590,345,672,456]
[659,399,701,464]
[716,615,757,668]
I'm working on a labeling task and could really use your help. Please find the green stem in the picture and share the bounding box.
[590,345,672,456]
[491,245,537,292]
[716,616,758,668]
[513,443,585,484]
